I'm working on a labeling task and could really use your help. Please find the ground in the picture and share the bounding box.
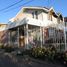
[0,49,66,67]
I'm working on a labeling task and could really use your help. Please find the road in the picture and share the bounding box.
[0,52,45,67]
[0,50,65,67]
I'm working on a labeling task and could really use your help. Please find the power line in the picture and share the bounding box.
[2,0,35,13]
[0,0,24,12]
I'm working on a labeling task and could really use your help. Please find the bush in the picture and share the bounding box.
[31,47,47,59]
[4,46,14,52]
[0,44,4,49]
[63,51,67,65]
[47,45,56,61]
[31,45,57,61]
[25,45,67,65]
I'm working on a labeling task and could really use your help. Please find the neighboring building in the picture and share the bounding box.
[64,17,67,50]
[2,7,65,51]
[0,23,8,45]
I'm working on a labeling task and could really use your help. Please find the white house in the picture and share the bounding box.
[4,6,65,51]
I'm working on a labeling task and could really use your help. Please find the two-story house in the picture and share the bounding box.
[5,6,64,50]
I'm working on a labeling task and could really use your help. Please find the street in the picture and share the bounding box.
[0,50,65,67]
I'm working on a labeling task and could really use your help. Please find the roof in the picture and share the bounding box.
[22,6,49,11]
[0,23,7,25]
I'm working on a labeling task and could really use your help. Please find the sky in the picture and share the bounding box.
[0,0,67,24]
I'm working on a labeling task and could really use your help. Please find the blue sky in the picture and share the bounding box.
[0,0,67,24]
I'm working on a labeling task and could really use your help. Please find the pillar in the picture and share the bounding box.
[9,30,11,46]
[40,26,42,48]
[17,27,20,47]
[24,24,28,49]
[43,27,45,45]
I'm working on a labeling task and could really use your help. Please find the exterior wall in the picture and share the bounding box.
[52,16,57,24]
[0,30,8,46]
[7,7,64,51]
[23,9,43,20]
[13,9,48,22]
[0,24,7,31]
[10,29,19,47]
[0,24,7,45]
[14,13,24,21]
[42,12,48,21]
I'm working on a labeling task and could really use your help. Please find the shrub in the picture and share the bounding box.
[63,51,67,65]
[4,46,14,52]
[31,47,47,59]
[47,46,56,61]
[0,44,4,49]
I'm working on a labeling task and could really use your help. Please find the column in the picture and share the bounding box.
[40,26,42,48]
[24,24,28,49]
[18,27,20,48]
[43,27,45,45]
[8,30,11,46]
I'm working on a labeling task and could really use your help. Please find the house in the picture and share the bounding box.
[4,6,65,51]
[0,23,8,46]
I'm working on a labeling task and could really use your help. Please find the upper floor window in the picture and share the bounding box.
[32,11,38,19]
[35,11,38,19]
[32,12,34,18]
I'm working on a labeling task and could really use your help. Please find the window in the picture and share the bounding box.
[48,28,54,38]
[32,11,38,19]
[35,11,38,19]
[32,12,34,18]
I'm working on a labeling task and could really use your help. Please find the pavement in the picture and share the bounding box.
[0,49,66,67]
